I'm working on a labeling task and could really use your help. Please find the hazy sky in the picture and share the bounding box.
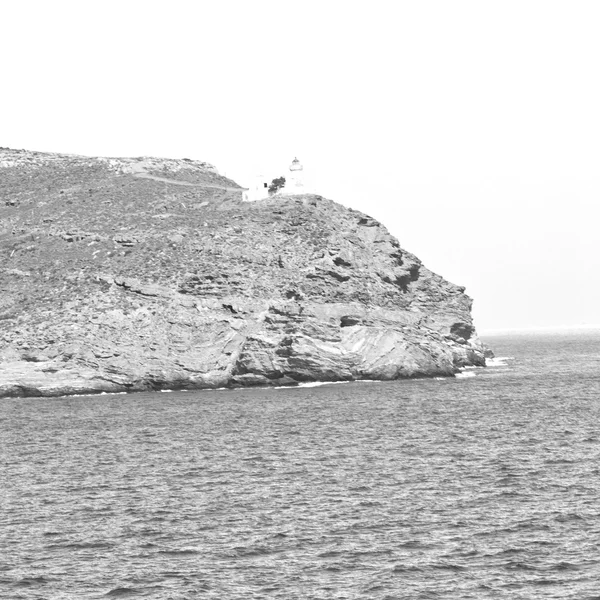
[3,1,599,333]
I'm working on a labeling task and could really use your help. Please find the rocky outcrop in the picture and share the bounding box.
[0,148,487,397]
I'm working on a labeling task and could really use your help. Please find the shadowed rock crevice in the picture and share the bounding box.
[0,148,488,397]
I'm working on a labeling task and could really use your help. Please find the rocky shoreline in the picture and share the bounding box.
[0,149,488,398]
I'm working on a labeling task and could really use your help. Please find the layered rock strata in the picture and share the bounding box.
[0,148,487,397]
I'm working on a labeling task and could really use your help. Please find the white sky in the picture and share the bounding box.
[2,0,599,333]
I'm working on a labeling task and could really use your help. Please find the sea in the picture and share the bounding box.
[1,331,600,600]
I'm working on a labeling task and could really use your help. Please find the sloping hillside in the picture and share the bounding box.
[0,149,487,397]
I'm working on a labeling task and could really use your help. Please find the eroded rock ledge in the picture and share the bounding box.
[0,149,487,397]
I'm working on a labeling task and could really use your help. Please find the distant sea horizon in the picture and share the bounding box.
[480,324,600,336]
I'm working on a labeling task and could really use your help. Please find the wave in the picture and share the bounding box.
[223,545,277,558]
[432,563,467,571]
[455,371,477,379]
[15,576,52,587]
[455,355,514,377]
[487,356,514,367]
[71,391,128,397]
[105,587,143,597]
[48,541,114,550]
[295,380,350,388]
[273,381,340,389]
[392,564,424,573]
[274,379,377,390]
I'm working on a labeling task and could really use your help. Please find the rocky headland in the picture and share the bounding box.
[0,148,488,397]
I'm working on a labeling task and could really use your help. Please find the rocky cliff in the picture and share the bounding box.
[0,148,487,397]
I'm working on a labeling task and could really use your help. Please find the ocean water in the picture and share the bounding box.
[1,332,600,599]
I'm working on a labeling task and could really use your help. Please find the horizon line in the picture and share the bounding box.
[479,324,600,336]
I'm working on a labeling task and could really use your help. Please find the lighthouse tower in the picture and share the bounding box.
[282,157,305,194]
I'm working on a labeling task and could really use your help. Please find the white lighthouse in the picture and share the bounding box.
[281,157,305,194]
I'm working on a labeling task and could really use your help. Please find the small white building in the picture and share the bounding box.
[242,174,269,202]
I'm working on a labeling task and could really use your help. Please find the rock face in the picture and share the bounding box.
[0,148,487,397]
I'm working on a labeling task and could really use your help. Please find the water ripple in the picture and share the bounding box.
[1,332,600,598]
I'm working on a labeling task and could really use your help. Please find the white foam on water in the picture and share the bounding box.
[293,380,350,389]
[453,356,514,379]
[158,388,213,393]
[295,379,380,389]
[272,380,379,390]
[486,356,514,367]
[455,371,477,379]
[71,391,128,397]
